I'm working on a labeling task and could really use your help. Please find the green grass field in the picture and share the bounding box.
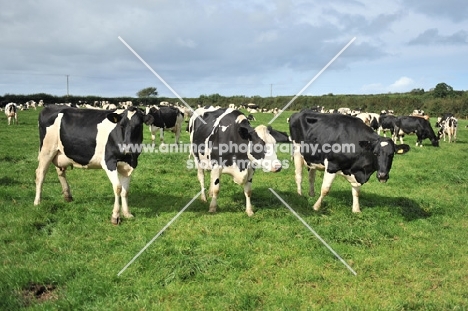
[1,108,468,310]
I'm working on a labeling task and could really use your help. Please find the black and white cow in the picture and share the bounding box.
[438,116,457,143]
[5,103,18,125]
[378,114,398,137]
[189,107,282,216]
[289,111,410,213]
[146,106,184,144]
[267,125,290,143]
[34,105,154,224]
[393,116,439,147]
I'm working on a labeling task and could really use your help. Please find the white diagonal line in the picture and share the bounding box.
[118,36,206,124]
[117,189,204,276]
[268,37,356,124]
[269,188,357,276]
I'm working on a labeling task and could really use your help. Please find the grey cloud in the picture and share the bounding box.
[403,0,468,22]
[408,28,468,45]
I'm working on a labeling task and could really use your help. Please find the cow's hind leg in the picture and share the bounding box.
[34,150,56,205]
[293,143,303,195]
[208,168,221,213]
[308,168,316,197]
[313,171,336,211]
[56,167,73,202]
[197,167,207,202]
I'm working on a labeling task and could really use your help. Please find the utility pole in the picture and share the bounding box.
[66,75,69,97]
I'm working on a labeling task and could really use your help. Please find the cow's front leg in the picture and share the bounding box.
[351,185,361,213]
[106,169,122,225]
[56,167,73,202]
[119,174,133,219]
[208,168,221,213]
[159,128,165,144]
[243,169,255,216]
[313,171,336,211]
[150,125,156,144]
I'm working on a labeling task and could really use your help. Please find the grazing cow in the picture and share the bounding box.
[435,113,454,128]
[368,113,381,132]
[189,107,282,216]
[247,114,256,121]
[34,105,154,224]
[379,114,398,137]
[338,107,351,115]
[354,112,372,126]
[267,125,290,143]
[393,116,439,147]
[146,106,184,144]
[289,111,410,213]
[438,116,457,143]
[5,103,18,125]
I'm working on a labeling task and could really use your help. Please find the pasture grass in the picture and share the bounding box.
[1,108,468,310]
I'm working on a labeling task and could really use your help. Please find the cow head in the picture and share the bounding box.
[430,137,440,147]
[108,107,154,154]
[360,138,410,183]
[239,124,282,173]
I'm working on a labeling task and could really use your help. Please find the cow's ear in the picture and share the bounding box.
[144,114,154,125]
[107,113,122,124]
[238,126,251,140]
[359,140,373,151]
[395,144,410,155]
[305,117,318,124]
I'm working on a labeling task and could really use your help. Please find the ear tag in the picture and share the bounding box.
[397,149,404,154]
[113,116,118,123]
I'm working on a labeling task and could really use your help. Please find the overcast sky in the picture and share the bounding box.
[1,0,467,99]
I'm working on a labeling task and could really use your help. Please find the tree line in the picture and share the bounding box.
[2,83,467,118]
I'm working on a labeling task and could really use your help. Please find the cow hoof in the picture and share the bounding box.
[64,196,73,202]
[308,191,315,197]
[246,210,254,217]
[208,208,217,214]
[111,216,121,225]
[123,213,134,219]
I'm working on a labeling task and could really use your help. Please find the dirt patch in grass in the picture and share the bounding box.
[21,282,58,306]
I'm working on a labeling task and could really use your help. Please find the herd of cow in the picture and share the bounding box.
[2,102,459,224]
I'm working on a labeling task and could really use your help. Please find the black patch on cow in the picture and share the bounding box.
[148,106,182,129]
[214,178,219,185]
[58,109,105,165]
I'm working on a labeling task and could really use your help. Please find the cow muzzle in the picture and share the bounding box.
[377,172,389,183]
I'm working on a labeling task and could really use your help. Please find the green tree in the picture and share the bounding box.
[136,87,158,105]
[433,83,453,98]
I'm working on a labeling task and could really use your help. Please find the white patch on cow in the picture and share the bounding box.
[380,141,389,147]
[220,125,230,132]
[235,114,247,124]
[88,117,120,169]
[126,109,136,120]
[250,125,282,172]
